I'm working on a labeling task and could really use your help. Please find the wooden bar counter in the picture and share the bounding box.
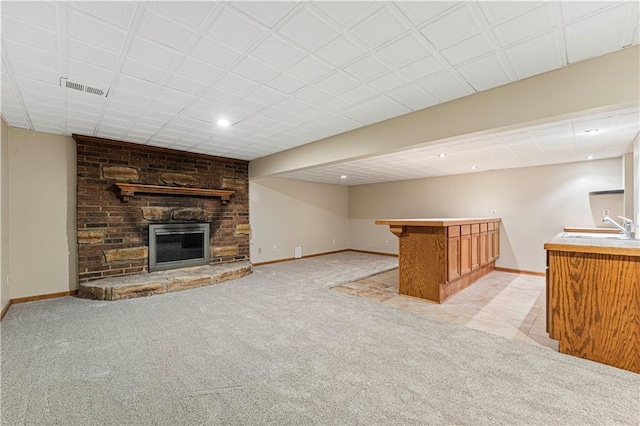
[376,218,501,303]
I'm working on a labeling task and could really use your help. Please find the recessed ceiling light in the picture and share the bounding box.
[586,155,595,160]
[584,128,599,133]
[340,175,347,179]
[471,165,477,170]
[217,118,230,127]
[438,153,446,158]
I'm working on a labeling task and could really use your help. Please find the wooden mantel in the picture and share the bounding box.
[115,183,234,204]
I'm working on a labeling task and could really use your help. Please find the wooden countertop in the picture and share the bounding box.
[375,218,501,227]
[562,227,621,234]
[544,232,640,257]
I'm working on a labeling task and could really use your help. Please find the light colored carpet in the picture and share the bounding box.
[1,252,638,425]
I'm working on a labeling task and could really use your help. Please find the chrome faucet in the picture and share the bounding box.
[603,216,635,239]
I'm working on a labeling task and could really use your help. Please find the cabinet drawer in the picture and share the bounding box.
[488,222,495,231]
[471,224,480,234]
[461,224,471,236]
[480,223,488,232]
[447,226,460,238]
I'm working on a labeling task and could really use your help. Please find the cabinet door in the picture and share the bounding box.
[493,228,500,259]
[487,230,495,262]
[471,233,479,270]
[447,236,461,282]
[479,232,488,266]
[460,234,471,275]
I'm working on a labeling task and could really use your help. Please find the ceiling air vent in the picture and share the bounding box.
[60,77,108,97]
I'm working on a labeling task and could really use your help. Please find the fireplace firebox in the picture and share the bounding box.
[149,223,210,272]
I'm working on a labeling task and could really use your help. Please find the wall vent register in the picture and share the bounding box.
[149,223,210,272]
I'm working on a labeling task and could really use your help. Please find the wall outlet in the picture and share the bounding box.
[332,238,336,245]
[272,245,278,252]
[6,275,9,288]
[603,209,610,217]
[257,248,262,255]
[385,240,389,246]
[491,209,497,216]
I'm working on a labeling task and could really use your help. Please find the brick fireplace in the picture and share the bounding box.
[75,135,250,284]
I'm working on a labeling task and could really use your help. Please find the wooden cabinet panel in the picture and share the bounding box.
[471,233,479,270]
[461,225,471,236]
[447,236,461,281]
[447,226,460,238]
[493,228,500,259]
[547,250,640,373]
[487,230,495,262]
[479,231,488,266]
[460,234,472,275]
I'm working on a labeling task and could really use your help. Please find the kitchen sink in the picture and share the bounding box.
[561,232,626,240]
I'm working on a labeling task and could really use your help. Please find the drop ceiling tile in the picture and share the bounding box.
[202,86,242,104]
[314,2,376,26]
[68,39,119,69]
[561,1,614,22]
[2,16,59,53]
[441,34,494,66]
[278,7,336,51]
[154,87,195,107]
[232,57,279,83]
[105,100,145,116]
[315,72,359,96]
[401,55,446,80]
[231,2,297,28]
[504,32,561,79]
[338,85,377,104]
[128,37,180,69]
[287,56,334,83]
[138,10,195,51]
[359,95,412,118]
[265,73,306,94]
[339,105,383,125]
[344,55,391,82]
[318,96,350,112]
[166,75,208,96]
[232,97,266,115]
[315,36,367,67]
[259,107,291,121]
[3,41,61,71]
[396,2,460,26]
[68,1,135,29]
[565,5,627,63]
[149,1,215,28]
[68,10,127,53]
[349,6,409,49]
[387,84,439,111]
[3,1,58,32]
[296,106,331,121]
[66,98,106,115]
[191,37,242,69]
[417,71,473,102]
[207,7,266,51]
[273,97,311,114]
[420,5,482,48]
[377,33,432,67]
[216,73,259,96]
[67,59,114,85]
[121,58,167,84]
[456,53,512,92]
[293,86,332,104]
[249,35,305,68]
[245,86,286,105]
[479,2,544,24]
[367,72,408,92]
[114,74,160,97]
[493,4,554,47]
[9,61,60,85]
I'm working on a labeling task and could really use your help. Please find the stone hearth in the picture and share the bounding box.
[78,261,252,301]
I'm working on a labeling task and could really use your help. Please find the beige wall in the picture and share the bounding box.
[8,128,77,298]
[1,119,9,311]
[633,133,640,231]
[249,177,349,263]
[349,158,622,273]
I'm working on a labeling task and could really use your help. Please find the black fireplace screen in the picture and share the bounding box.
[149,223,210,272]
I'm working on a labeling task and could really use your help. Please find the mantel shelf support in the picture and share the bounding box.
[115,183,234,204]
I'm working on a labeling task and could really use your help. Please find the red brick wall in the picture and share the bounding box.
[75,135,249,282]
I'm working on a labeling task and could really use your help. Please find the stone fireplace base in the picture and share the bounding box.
[78,261,252,301]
